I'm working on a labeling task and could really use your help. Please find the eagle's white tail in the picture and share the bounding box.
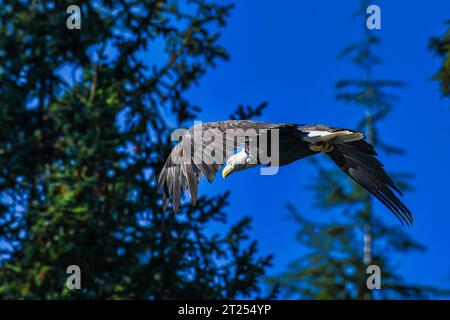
[304,130,364,144]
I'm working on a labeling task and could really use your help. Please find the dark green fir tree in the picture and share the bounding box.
[0,0,274,299]
[429,20,450,100]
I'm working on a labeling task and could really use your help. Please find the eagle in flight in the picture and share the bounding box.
[158,120,412,225]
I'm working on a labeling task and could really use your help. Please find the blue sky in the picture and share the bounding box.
[176,0,450,291]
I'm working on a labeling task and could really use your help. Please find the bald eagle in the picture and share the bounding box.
[158,120,412,225]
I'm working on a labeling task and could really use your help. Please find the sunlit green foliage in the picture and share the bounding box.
[430,21,450,99]
[0,0,273,299]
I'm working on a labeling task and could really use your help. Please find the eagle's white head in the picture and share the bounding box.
[222,149,257,178]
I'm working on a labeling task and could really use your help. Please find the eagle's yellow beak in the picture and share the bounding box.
[222,164,234,179]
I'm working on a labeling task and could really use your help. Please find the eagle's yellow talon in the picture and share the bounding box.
[310,142,334,153]
[324,144,334,152]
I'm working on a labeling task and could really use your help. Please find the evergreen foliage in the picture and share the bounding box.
[0,0,273,299]
[430,21,450,99]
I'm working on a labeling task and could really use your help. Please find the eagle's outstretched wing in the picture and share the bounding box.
[327,139,413,225]
[157,120,294,212]
[300,125,413,226]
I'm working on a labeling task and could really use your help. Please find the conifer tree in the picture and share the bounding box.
[0,0,273,299]
[430,21,450,100]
